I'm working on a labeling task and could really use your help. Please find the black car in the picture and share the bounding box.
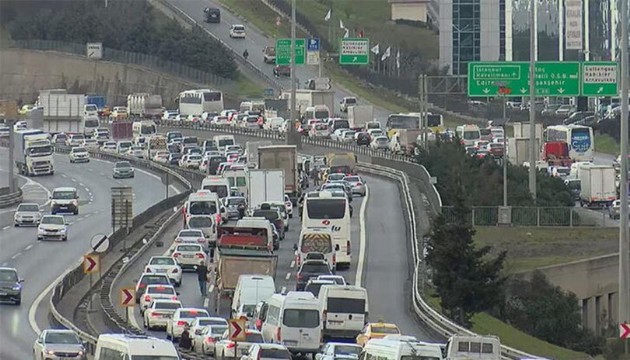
[355,132,371,146]
[168,153,183,166]
[0,267,23,305]
[296,260,333,291]
[252,207,285,240]
[204,7,221,23]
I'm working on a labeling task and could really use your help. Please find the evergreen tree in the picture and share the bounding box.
[425,183,507,327]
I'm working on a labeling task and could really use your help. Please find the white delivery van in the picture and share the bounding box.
[296,228,337,270]
[213,135,235,151]
[183,190,223,227]
[232,275,276,319]
[319,285,368,339]
[95,334,179,360]
[362,338,444,360]
[202,176,231,199]
[261,291,322,355]
[445,335,501,360]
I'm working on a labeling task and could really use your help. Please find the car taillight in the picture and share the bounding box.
[347,240,351,255]
[356,182,362,186]
[276,327,281,341]
[145,268,151,272]
[296,255,301,266]
[177,321,187,326]
[144,295,151,302]
[332,253,336,265]
[196,253,205,259]
[205,337,216,344]
[172,296,178,300]
[297,274,303,281]
[198,238,205,243]
[172,268,179,273]
[226,342,236,349]
[151,312,161,317]
[173,253,180,257]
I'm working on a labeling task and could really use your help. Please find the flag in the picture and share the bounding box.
[340,19,345,29]
[396,49,400,69]
[324,9,331,21]
[343,28,350,38]
[358,30,364,38]
[371,44,380,54]
[381,46,391,61]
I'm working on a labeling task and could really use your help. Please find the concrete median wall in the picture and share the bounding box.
[0,48,238,107]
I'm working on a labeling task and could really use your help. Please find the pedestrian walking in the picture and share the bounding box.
[310,168,319,187]
[195,260,209,297]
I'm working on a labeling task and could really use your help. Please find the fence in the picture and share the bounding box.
[7,39,237,91]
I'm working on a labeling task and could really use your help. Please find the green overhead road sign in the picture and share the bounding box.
[275,38,306,66]
[339,38,370,65]
[468,62,581,97]
[581,62,619,96]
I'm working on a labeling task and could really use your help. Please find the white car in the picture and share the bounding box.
[37,215,68,241]
[175,114,187,122]
[317,274,347,285]
[127,145,145,158]
[212,116,230,126]
[215,329,264,358]
[82,138,100,150]
[179,154,203,169]
[284,195,293,218]
[174,229,206,246]
[143,299,182,330]
[139,284,179,314]
[229,24,246,38]
[69,147,89,163]
[166,308,210,341]
[145,256,182,287]
[187,114,202,123]
[367,129,385,138]
[331,128,346,142]
[189,317,229,353]
[316,342,362,360]
[117,141,133,154]
[153,151,170,164]
[14,203,42,227]
[190,317,228,337]
[340,130,356,143]
[65,133,85,147]
[192,325,229,356]
[101,141,117,152]
[243,344,292,360]
[370,136,389,150]
[172,243,207,269]
[162,110,179,121]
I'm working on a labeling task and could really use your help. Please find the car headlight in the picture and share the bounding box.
[12,284,21,291]
[38,228,45,234]
[47,350,55,355]
[59,228,67,233]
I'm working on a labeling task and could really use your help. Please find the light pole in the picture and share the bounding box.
[528,0,538,200]
[497,84,510,207]
[287,0,301,149]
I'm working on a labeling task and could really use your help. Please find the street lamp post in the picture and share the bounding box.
[498,84,511,207]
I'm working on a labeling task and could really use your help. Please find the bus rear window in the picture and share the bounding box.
[204,92,222,101]
[306,200,346,219]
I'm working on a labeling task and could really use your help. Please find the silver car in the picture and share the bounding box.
[14,203,42,226]
[33,329,87,360]
[343,175,367,197]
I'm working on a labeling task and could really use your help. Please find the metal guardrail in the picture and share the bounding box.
[157,123,539,360]
[0,187,22,208]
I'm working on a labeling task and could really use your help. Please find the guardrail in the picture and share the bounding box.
[48,148,193,354]
[157,123,539,360]
[0,187,22,208]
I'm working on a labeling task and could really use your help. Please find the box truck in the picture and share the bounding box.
[347,105,374,130]
[258,145,299,203]
[578,164,616,208]
[247,169,285,210]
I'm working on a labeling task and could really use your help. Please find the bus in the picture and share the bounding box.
[178,89,224,116]
[455,124,481,147]
[302,191,351,269]
[545,124,594,162]
[426,112,444,133]
[386,113,420,138]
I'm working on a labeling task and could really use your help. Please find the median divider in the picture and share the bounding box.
[0,187,22,208]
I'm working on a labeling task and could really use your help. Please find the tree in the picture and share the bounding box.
[425,183,507,327]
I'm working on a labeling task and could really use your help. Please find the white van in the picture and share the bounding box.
[95,334,180,360]
[362,338,444,360]
[213,135,235,151]
[296,228,337,270]
[232,275,276,319]
[319,285,368,338]
[183,190,223,227]
[261,291,322,355]
[202,176,231,199]
[445,335,501,360]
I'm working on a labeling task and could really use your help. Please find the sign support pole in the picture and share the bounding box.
[88,273,93,311]
[287,0,300,149]
[528,0,537,200]
[7,119,15,193]
[618,0,629,353]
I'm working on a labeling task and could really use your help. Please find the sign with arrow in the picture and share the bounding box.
[86,42,102,59]
[229,318,247,341]
[83,254,99,274]
[120,287,135,307]
[620,323,630,340]
[581,62,618,96]
[339,38,369,65]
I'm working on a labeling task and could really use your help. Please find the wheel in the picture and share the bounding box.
[14,223,18,227]
[37,237,42,241]
[70,159,73,163]
[166,332,171,340]
[285,226,289,232]
[74,210,78,215]
[62,236,67,242]
[289,214,293,219]
[14,297,21,305]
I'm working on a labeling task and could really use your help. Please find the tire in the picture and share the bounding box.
[74,209,78,215]
[14,223,18,227]
[14,297,21,306]
[289,214,293,219]
[62,236,67,242]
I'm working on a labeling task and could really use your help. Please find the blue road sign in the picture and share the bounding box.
[307,38,320,52]
[264,88,274,97]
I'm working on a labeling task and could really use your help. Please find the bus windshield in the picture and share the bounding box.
[141,125,157,135]
[387,115,419,129]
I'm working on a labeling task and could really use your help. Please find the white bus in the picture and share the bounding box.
[302,191,351,268]
[95,334,179,360]
[178,89,224,116]
[545,124,594,162]
[385,113,420,138]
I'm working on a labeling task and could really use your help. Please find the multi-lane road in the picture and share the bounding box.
[0,150,183,360]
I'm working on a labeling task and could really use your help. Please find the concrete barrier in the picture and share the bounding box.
[0,187,22,208]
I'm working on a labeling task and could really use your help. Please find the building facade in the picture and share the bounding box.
[429,0,512,75]
[389,0,430,22]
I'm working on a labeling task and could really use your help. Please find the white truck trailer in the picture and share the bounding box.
[247,169,285,210]
[347,105,374,130]
[578,164,616,208]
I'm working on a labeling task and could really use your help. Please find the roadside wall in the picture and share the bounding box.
[0,49,239,107]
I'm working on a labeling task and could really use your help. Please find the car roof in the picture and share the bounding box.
[53,187,77,192]
[0,267,17,272]
[18,202,40,207]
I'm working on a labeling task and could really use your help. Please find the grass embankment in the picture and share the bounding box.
[594,134,619,155]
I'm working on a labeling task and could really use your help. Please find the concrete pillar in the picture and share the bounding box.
[580,298,588,328]
[595,295,602,335]
[608,292,618,325]
[586,297,597,332]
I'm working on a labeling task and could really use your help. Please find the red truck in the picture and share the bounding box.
[541,141,573,167]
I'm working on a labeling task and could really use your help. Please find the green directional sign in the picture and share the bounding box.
[275,38,306,66]
[339,38,370,65]
[468,62,581,97]
[581,62,619,96]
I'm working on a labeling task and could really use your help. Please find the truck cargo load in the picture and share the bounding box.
[578,164,616,208]
[246,141,273,165]
[541,141,573,167]
[326,152,357,175]
[508,137,541,166]
[38,92,89,134]
[13,129,54,176]
[127,93,163,119]
[247,169,285,210]
[280,90,335,116]
[347,105,374,130]
[512,122,543,140]
[258,145,300,204]
[85,95,106,112]
[389,129,422,154]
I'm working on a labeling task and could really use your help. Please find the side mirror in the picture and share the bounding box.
[18,279,24,283]
[176,292,180,295]
[293,244,298,251]
[335,244,340,251]
[221,207,226,213]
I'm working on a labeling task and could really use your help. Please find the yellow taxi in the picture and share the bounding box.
[355,322,401,347]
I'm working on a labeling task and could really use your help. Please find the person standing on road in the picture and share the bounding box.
[310,168,319,187]
[195,261,209,297]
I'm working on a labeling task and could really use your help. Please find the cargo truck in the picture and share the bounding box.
[14,129,54,176]
[578,164,616,208]
[280,90,335,116]
[246,141,273,165]
[512,122,543,140]
[508,137,541,166]
[347,105,374,130]
[326,152,357,175]
[127,93,163,119]
[37,92,99,135]
[85,95,106,113]
[258,145,300,204]
[111,122,133,141]
[247,169,285,210]
[214,226,278,310]
[389,129,422,155]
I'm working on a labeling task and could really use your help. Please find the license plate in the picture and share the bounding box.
[0,292,6,296]
[155,269,166,273]
[183,254,193,258]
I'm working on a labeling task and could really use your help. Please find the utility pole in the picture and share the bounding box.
[503,96,508,207]
[7,119,15,193]
[618,0,629,349]
[528,0,537,199]
[286,0,301,149]
[418,75,425,148]
[423,74,429,150]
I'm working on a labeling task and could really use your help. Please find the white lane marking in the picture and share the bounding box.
[70,178,77,182]
[91,158,181,195]
[209,284,215,294]
[11,252,21,259]
[85,188,90,193]
[88,201,93,205]
[25,244,34,251]
[67,222,74,225]
[61,174,67,178]
[290,260,295,268]
[100,173,106,177]
[0,176,52,215]
[203,298,209,308]
[2,225,10,230]
[128,307,141,329]
[355,186,370,287]
[285,273,291,280]
[281,286,287,294]
[84,214,91,218]
[79,182,84,186]
[88,168,93,172]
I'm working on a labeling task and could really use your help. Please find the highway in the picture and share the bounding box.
[112,170,437,345]
[0,150,183,360]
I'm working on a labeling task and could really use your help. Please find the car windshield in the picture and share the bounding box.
[73,147,86,153]
[150,258,175,266]
[344,176,360,182]
[0,270,17,282]
[177,245,202,252]
[371,326,400,334]
[130,356,178,360]
[17,204,39,212]
[260,349,292,359]
[252,210,279,221]
[301,262,331,274]
[188,217,214,228]
[155,302,181,310]
[227,198,246,206]
[44,332,81,344]
[141,276,169,285]
[334,346,361,357]
[179,230,203,237]
[115,162,131,169]
[53,191,75,200]
[42,216,64,225]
